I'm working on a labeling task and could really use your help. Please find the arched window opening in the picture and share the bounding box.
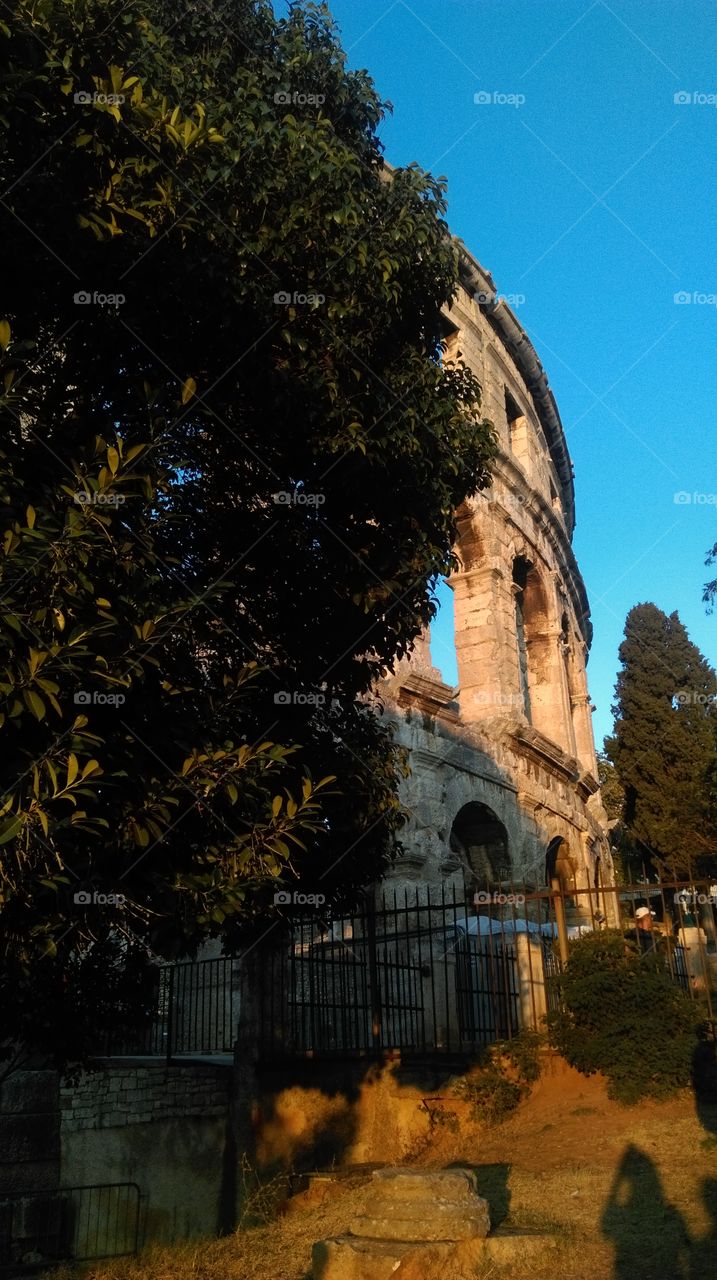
[546,836,574,892]
[512,556,552,734]
[449,802,510,887]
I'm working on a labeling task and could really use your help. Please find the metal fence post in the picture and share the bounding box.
[551,878,570,967]
[365,892,382,1052]
[165,964,175,1064]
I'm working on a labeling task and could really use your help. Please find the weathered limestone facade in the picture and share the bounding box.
[382,246,610,898]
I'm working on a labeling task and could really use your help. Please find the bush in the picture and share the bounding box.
[454,1030,544,1123]
[549,930,700,1103]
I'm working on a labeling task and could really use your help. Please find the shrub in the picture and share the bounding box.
[454,1030,544,1123]
[548,930,699,1103]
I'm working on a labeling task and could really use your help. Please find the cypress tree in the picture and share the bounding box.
[606,604,717,876]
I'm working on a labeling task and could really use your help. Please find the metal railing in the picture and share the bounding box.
[102,874,716,1062]
[105,956,240,1060]
[245,875,716,1059]
[248,883,525,1058]
[0,1183,140,1274]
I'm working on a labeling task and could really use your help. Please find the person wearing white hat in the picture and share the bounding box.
[624,905,661,955]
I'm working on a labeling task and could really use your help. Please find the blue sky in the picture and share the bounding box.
[323,0,717,749]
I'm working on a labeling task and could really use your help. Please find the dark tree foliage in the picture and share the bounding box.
[0,0,496,1074]
[605,604,717,877]
[705,541,717,611]
[549,931,699,1104]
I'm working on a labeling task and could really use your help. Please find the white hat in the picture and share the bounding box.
[635,906,656,920]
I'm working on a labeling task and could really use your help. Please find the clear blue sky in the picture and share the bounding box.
[322,0,717,749]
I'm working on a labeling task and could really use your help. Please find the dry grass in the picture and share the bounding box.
[44,1062,717,1280]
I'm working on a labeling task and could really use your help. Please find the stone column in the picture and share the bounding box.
[452,564,522,725]
[569,649,598,775]
[526,627,572,748]
[515,933,547,1032]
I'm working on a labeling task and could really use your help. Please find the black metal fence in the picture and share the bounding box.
[101,876,717,1063]
[0,1183,140,1274]
[105,956,240,1059]
[247,876,716,1058]
[248,884,530,1058]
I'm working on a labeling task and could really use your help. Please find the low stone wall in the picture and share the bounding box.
[60,1062,235,1244]
[60,1062,229,1130]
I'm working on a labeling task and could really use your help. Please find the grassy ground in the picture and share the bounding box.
[45,1058,717,1280]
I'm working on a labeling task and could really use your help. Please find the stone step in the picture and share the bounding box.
[350,1203,490,1242]
[312,1229,557,1280]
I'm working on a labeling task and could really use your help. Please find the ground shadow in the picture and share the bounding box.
[691,1036,717,1136]
[466,1161,511,1225]
[601,1144,691,1280]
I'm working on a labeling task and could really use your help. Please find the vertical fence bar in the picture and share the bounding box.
[366,891,382,1052]
[165,965,175,1064]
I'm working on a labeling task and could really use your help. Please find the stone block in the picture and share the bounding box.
[312,1235,408,1280]
[350,1168,490,1243]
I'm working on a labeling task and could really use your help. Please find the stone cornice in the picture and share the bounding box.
[394,672,460,722]
[509,723,581,783]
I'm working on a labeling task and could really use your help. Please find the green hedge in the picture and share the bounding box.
[549,931,700,1103]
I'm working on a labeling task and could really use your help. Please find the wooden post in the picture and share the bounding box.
[551,877,569,967]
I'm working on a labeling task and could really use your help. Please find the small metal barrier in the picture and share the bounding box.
[0,1182,140,1274]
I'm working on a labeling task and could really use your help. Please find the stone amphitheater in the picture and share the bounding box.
[382,242,611,899]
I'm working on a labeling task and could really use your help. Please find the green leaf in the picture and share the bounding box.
[23,689,46,721]
[0,816,22,845]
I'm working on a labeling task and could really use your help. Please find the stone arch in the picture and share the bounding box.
[512,555,553,733]
[449,801,510,885]
[545,835,575,890]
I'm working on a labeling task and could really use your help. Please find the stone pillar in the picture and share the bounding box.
[527,627,572,747]
[515,933,547,1032]
[452,564,522,725]
[568,649,598,775]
